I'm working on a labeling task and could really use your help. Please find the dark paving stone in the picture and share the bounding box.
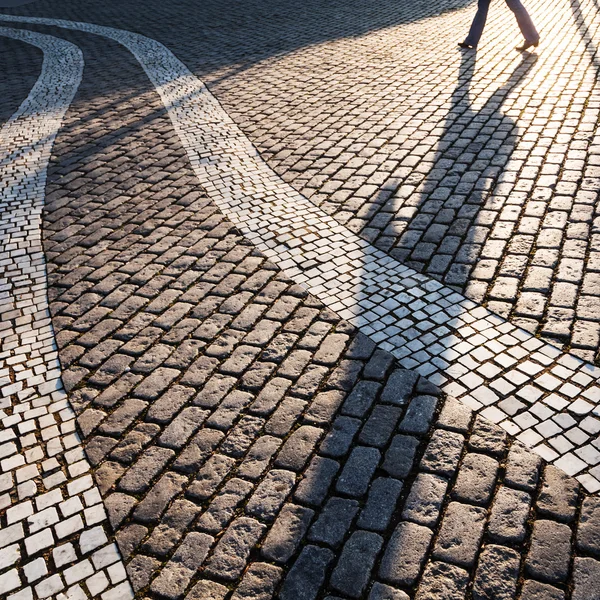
[330,530,383,598]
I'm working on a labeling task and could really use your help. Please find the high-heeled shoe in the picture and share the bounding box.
[516,39,539,51]
[458,42,476,49]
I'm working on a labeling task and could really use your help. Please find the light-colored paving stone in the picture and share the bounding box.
[1,12,599,492]
[0,26,132,599]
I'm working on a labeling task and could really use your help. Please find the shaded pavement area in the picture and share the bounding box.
[0,0,600,599]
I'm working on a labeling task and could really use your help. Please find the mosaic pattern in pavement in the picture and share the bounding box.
[0,26,131,600]
[0,1,600,599]
[2,13,599,494]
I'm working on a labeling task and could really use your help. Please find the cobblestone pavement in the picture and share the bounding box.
[0,0,600,599]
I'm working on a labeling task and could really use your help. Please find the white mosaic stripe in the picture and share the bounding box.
[0,27,132,600]
[1,15,600,494]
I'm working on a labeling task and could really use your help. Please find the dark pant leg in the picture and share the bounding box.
[464,0,491,46]
[505,0,539,42]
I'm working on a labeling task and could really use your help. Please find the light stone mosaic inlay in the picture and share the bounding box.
[0,26,132,600]
[1,14,599,496]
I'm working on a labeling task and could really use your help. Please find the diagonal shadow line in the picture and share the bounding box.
[570,0,600,72]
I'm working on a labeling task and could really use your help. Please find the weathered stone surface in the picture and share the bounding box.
[308,497,359,548]
[231,562,283,600]
[537,465,579,523]
[369,583,410,600]
[382,435,420,479]
[379,521,433,586]
[468,415,506,457]
[294,456,340,507]
[436,397,472,432]
[519,580,565,600]
[526,519,572,583]
[359,405,402,447]
[275,426,323,471]
[246,470,296,522]
[279,545,334,600]
[434,502,486,568]
[204,518,266,581]
[415,561,469,600]
[572,557,600,600]
[381,369,419,404]
[504,442,542,492]
[398,395,438,434]
[262,504,314,563]
[472,545,520,600]
[358,477,403,532]
[330,531,383,598]
[452,452,498,505]
[577,496,600,557]
[420,430,464,477]
[336,446,381,497]
[487,486,531,543]
[401,473,447,527]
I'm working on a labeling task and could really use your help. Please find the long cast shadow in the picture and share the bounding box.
[391,50,538,295]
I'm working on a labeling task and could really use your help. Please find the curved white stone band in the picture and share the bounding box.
[0,27,132,600]
[1,14,599,493]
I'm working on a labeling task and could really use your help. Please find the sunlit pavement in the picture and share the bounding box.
[0,0,600,598]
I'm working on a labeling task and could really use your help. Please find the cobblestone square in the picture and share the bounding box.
[1,0,600,598]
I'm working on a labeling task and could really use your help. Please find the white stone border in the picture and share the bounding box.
[0,27,132,600]
[1,14,599,494]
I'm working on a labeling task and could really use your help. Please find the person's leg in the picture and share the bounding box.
[505,0,539,43]
[463,0,491,46]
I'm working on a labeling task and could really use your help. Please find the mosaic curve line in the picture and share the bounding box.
[0,26,133,600]
[1,14,599,494]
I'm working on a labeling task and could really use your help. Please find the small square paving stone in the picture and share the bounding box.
[526,519,571,584]
[537,465,579,523]
[487,486,531,543]
[433,502,487,568]
[472,544,520,600]
[261,504,314,563]
[576,496,600,557]
[330,530,383,598]
[572,557,600,600]
[452,453,498,505]
[401,473,448,527]
[415,561,470,600]
[519,580,565,600]
[279,545,334,600]
[379,521,433,586]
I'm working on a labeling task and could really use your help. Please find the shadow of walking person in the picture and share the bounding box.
[391,50,538,298]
